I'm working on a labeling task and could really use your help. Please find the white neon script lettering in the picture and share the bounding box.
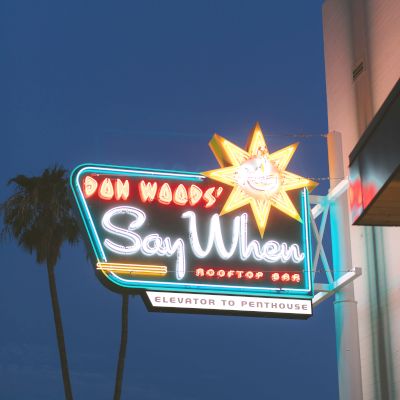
[182,211,304,264]
[182,211,240,259]
[101,206,186,280]
[101,207,305,281]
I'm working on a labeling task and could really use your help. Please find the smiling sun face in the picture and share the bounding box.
[202,123,317,237]
[236,149,280,199]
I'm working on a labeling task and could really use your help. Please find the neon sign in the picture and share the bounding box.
[71,123,316,318]
[195,268,265,280]
[204,123,317,237]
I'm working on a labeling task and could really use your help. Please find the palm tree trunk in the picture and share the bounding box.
[113,294,129,400]
[47,263,74,400]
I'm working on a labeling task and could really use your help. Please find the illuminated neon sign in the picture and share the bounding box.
[70,123,316,318]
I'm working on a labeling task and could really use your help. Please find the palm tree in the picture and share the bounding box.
[113,293,130,400]
[1,166,80,400]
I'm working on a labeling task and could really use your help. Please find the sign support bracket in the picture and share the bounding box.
[309,180,362,306]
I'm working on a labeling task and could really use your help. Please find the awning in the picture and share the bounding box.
[349,79,400,225]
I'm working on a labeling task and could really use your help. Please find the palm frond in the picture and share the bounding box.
[0,165,82,268]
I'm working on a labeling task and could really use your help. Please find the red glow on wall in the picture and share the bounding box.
[349,178,363,211]
[349,176,378,221]
[195,267,264,280]
[362,182,378,209]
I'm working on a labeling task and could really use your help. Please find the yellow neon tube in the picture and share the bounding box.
[96,262,167,277]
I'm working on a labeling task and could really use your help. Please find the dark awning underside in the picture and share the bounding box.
[349,79,400,225]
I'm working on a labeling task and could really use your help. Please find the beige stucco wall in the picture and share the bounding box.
[322,0,400,399]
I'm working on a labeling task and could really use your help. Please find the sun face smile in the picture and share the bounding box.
[236,152,281,198]
[202,123,317,237]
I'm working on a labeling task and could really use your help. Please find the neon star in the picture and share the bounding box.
[203,122,318,237]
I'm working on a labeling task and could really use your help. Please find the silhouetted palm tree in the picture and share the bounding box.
[1,166,79,400]
[113,293,129,400]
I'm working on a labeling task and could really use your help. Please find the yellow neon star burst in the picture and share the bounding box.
[203,122,318,237]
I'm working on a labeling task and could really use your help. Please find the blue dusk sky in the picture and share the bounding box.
[0,1,338,399]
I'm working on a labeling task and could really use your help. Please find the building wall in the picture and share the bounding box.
[322,1,400,399]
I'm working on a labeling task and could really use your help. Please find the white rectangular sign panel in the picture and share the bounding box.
[146,291,312,318]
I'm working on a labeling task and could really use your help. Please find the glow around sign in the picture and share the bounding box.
[70,123,316,313]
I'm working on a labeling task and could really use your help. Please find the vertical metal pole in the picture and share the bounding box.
[327,131,363,400]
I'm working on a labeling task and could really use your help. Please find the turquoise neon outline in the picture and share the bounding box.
[301,188,314,295]
[70,163,313,299]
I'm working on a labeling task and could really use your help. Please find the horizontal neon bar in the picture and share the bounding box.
[96,262,167,277]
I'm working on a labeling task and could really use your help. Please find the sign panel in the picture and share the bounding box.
[70,123,316,318]
[145,292,312,318]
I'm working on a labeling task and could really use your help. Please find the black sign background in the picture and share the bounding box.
[71,165,313,299]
